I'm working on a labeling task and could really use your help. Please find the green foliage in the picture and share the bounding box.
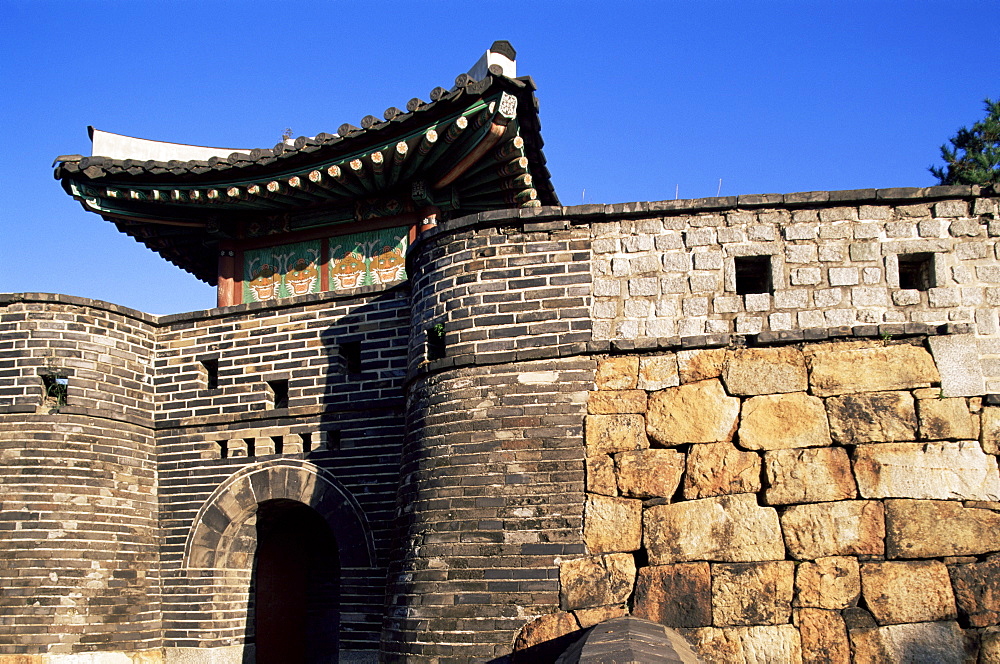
[930,98,1000,186]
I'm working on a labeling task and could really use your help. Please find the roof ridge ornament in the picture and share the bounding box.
[466,41,516,82]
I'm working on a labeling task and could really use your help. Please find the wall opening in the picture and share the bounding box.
[201,359,219,390]
[267,379,289,409]
[734,256,773,295]
[252,499,340,664]
[426,324,446,361]
[39,374,68,412]
[897,252,935,291]
[339,341,362,374]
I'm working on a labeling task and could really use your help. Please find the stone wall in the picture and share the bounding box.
[534,341,1000,663]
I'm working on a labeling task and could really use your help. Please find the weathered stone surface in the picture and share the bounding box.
[684,442,761,499]
[722,347,808,395]
[825,391,916,444]
[982,406,1000,455]
[513,611,580,653]
[559,553,637,610]
[587,390,648,414]
[917,396,975,440]
[781,501,885,560]
[645,493,784,564]
[848,621,966,664]
[764,447,856,505]
[712,561,795,626]
[595,356,639,390]
[886,499,1000,558]
[638,354,680,391]
[573,604,628,628]
[586,414,648,455]
[584,494,642,554]
[614,448,685,498]
[854,442,1000,501]
[929,334,985,397]
[948,555,1000,627]
[632,562,712,628]
[586,454,617,496]
[646,379,740,445]
[677,348,726,384]
[795,608,850,664]
[861,561,957,625]
[794,556,860,610]
[980,627,1000,663]
[739,392,832,450]
[807,343,940,396]
[681,625,803,664]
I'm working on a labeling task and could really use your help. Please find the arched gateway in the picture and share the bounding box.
[183,459,375,662]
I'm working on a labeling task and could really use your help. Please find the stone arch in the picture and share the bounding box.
[183,458,375,569]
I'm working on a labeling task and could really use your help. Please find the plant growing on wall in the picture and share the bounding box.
[930,98,1000,186]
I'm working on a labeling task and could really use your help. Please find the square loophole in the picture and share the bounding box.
[734,255,773,295]
[339,341,362,374]
[266,379,289,409]
[897,253,935,291]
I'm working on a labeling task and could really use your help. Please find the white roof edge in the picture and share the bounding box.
[90,128,252,162]
[466,49,516,83]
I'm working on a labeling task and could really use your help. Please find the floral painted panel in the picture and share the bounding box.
[328,227,408,290]
[244,240,322,303]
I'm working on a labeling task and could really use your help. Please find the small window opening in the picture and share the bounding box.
[272,436,283,455]
[201,359,219,390]
[245,438,256,457]
[735,256,772,295]
[898,253,935,291]
[339,341,362,374]
[426,323,446,361]
[301,432,313,453]
[40,374,69,411]
[327,430,342,452]
[267,379,289,409]
[218,440,229,459]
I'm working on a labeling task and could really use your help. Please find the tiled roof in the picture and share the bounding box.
[54,49,558,283]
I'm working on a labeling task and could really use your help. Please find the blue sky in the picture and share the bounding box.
[2,1,997,314]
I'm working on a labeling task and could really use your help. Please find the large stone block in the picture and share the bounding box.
[595,356,639,390]
[929,334,985,397]
[712,561,795,626]
[781,501,885,560]
[573,604,628,628]
[982,406,1000,455]
[644,493,784,564]
[848,621,966,664]
[764,447,856,505]
[681,625,803,664]
[853,442,1000,501]
[614,448,685,499]
[676,348,726,384]
[948,555,1000,627]
[638,354,680,391]
[794,556,860,610]
[584,494,642,554]
[559,553,636,610]
[513,612,580,658]
[885,499,1000,558]
[861,561,957,625]
[825,391,916,444]
[632,562,712,628]
[587,390,647,414]
[684,442,761,499]
[722,347,808,396]
[794,608,850,664]
[586,454,617,496]
[739,393,832,450]
[586,414,648,455]
[646,379,740,445]
[917,396,975,440]
[806,343,939,396]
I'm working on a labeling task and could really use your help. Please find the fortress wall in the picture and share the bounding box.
[0,297,159,656]
[153,287,410,654]
[531,343,1000,663]
[382,357,593,662]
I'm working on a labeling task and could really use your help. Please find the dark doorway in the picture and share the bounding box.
[253,499,340,663]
